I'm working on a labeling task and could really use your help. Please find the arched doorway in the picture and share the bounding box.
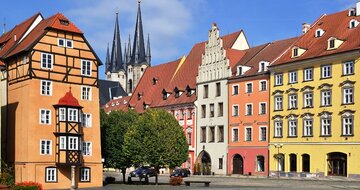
[327,152,347,176]
[289,154,297,172]
[232,154,243,174]
[302,154,310,172]
[195,151,211,175]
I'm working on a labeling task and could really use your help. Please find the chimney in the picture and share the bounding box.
[357,1,360,16]
[302,23,311,34]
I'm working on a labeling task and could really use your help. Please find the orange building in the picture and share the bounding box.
[0,13,102,189]
[228,38,297,176]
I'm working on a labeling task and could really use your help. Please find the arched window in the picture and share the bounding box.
[256,155,265,172]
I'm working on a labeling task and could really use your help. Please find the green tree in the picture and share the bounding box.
[105,109,139,182]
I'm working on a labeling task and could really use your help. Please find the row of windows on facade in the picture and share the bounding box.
[215,155,266,172]
[231,126,267,142]
[200,125,225,143]
[45,167,90,183]
[41,80,92,100]
[40,139,92,155]
[276,154,311,173]
[40,108,92,127]
[41,53,92,76]
[236,61,269,76]
[231,80,267,95]
[201,102,224,118]
[231,102,267,117]
[273,86,354,111]
[171,109,194,120]
[273,115,354,137]
[274,60,354,86]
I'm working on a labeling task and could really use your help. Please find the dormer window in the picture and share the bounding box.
[59,19,69,26]
[143,102,149,110]
[349,19,359,29]
[174,89,180,98]
[152,77,158,85]
[293,48,298,57]
[292,46,306,58]
[258,61,269,72]
[315,29,324,37]
[237,66,242,76]
[137,93,143,100]
[162,89,170,100]
[329,39,335,49]
[236,65,251,76]
[327,37,343,50]
[349,8,356,16]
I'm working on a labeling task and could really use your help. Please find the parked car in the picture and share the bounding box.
[129,166,157,179]
[170,168,191,178]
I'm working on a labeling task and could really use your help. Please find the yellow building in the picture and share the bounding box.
[268,7,360,178]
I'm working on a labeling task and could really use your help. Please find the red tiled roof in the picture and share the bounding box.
[102,96,131,113]
[226,48,246,69]
[47,13,83,34]
[55,89,82,108]
[274,10,360,66]
[222,30,245,49]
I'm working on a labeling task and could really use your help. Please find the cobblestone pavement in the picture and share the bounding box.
[84,172,360,190]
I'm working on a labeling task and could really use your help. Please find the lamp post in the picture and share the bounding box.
[274,144,283,178]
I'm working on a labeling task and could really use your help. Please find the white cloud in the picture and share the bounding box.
[65,0,203,66]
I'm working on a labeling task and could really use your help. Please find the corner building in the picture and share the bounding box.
[1,13,102,188]
[269,7,360,178]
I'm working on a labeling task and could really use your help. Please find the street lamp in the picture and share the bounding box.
[274,144,283,178]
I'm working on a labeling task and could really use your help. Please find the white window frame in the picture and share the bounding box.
[275,73,283,86]
[80,168,90,182]
[274,96,283,111]
[349,19,359,29]
[245,127,252,141]
[82,113,92,127]
[321,65,332,78]
[343,87,354,104]
[245,82,253,93]
[82,141,92,156]
[59,136,66,150]
[274,121,283,137]
[232,84,239,95]
[245,103,253,116]
[303,68,313,81]
[232,105,239,117]
[40,139,52,155]
[259,126,267,141]
[303,119,313,137]
[66,39,73,48]
[68,136,79,150]
[59,108,66,121]
[259,80,267,91]
[288,94,298,109]
[81,86,92,100]
[40,80,52,96]
[40,109,51,125]
[303,92,313,108]
[288,120,297,137]
[41,53,53,69]
[58,38,65,47]
[81,60,92,76]
[321,90,331,106]
[232,128,239,142]
[68,108,79,122]
[321,118,331,136]
[288,71,298,84]
[259,102,266,115]
[46,167,57,182]
[342,116,353,136]
[343,61,354,75]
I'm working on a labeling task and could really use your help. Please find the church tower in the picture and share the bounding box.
[105,1,151,95]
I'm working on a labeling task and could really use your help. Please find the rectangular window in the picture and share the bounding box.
[321,118,331,136]
[259,81,267,91]
[232,85,239,95]
[274,96,283,111]
[218,102,223,117]
[203,85,208,98]
[81,60,91,76]
[82,113,92,127]
[40,109,51,125]
[209,126,215,142]
[216,82,221,97]
[186,109,192,120]
[342,116,353,136]
[303,92,313,108]
[40,140,51,155]
[259,127,267,141]
[46,168,57,182]
[66,39,73,48]
[81,86,92,100]
[58,38,65,47]
[232,128,239,142]
[275,73,283,86]
[179,110,184,120]
[321,65,332,78]
[41,53,53,69]
[343,87,354,104]
[303,119,313,137]
[288,120,297,137]
[288,71,298,84]
[80,168,90,182]
[232,105,239,117]
[259,102,266,115]
[303,68,313,81]
[218,126,224,142]
[59,136,66,150]
[246,83,253,93]
[59,108,66,121]
[201,105,206,118]
[187,131,192,145]
[40,80,52,96]
[274,121,283,137]
[68,137,79,150]
[288,94,298,109]
[209,104,214,118]
[321,90,331,106]
[245,127,252,141]
[343,61,354,75]
[82,142,92,156]
[219,158,223,169]
[68,108,78,122]
[201,127,206,143]
[246,104,253,116]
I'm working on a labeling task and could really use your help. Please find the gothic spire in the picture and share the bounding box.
[123,42,127,64]
[146,33,151,66]
[105,43,111,74]
[110,12,124,72]
[130,0,146,65]
[126,35,132,64]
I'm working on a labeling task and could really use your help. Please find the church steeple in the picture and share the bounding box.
[105,43,111,74]
[110,12,124,72]
[146,33,151,66]
[130,0,146,65]
[126,35,132,64]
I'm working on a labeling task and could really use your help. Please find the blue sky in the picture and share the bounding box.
[0,0,357,79]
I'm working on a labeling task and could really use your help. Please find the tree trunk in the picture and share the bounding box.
[121,168,126,184]
[155,165,159,185]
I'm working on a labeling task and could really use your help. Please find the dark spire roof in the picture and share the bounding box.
[130,1,146,65]
[146,33,151,66]
[124,42,127,64]
[126,35,131,64]
[110,12,124,72]
[105,43,111,74]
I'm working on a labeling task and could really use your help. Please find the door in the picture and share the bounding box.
[327,152,347,176]
[233,154,243,174]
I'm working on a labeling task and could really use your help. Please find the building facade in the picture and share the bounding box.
[269,7,360,178]
[1,13,102,189]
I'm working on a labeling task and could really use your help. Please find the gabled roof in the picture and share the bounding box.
[273,10,360,66]
[98,79,127,106]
